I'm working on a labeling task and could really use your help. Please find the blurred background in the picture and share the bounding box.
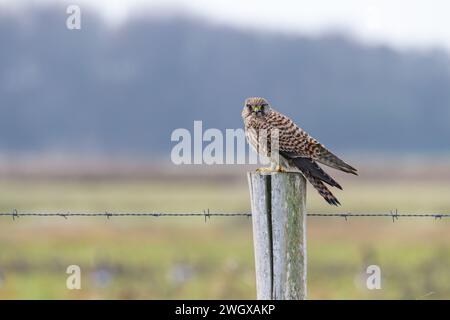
[1,0,450,299]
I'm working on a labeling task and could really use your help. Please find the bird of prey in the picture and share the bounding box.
[242,97,357,206]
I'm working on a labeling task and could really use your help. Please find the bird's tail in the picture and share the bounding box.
[301,171,341,206]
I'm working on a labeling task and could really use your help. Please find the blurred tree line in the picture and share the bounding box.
[1,6,449,156]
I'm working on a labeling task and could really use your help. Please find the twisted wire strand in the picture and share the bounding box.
[1,209,449,221]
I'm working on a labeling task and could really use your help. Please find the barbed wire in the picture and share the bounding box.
[307,210,450,222]
[1,209,450,222]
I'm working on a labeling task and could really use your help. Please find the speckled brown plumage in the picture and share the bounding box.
[242,97,357,206]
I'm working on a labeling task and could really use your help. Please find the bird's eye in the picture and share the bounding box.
[246,104,252,109]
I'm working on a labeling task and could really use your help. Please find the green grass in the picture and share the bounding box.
[0,178,450,299]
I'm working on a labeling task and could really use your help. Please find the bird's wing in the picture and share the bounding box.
[308,142,358,175]
[269,112,357,175]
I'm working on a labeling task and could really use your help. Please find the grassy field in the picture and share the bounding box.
[0,171,450,299]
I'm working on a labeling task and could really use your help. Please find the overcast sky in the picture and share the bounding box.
[2,0,450,52]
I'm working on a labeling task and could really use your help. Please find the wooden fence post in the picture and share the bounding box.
[247,172,307,300]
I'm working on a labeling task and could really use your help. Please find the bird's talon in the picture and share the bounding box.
[256,167,272,172]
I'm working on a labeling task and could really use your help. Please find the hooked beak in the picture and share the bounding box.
[253,106,263,115]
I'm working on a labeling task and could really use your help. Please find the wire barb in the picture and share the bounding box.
[58,213,68,219]
[390,209,399,223]
[12,208,19,221]
[203,209,211,223]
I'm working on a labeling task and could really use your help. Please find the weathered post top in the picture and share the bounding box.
[247,171,307,300]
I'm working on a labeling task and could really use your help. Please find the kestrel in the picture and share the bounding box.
[242,97,357,206]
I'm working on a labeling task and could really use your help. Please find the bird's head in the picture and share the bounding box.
[242,97,271,119]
